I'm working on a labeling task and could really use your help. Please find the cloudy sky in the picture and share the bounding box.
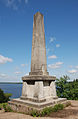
[0,0,78,82]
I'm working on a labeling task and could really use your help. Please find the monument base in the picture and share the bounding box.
[8,75,69,113]
[8,98,69,114]
[21,75,57,101]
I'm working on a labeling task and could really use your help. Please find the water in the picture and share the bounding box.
[0,83,22,99]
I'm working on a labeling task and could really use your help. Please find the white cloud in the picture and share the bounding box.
[0,55,13,64]
[48,55,57,59]
[6,0,14,7]
[68,69,77,74]
[0,73,8,79]
[25,0,28,4]
[0,72,22,82]
[15,71,22,75]
[48,62,63,69]
[21,64,28,67]
[56,62,63,65]
[4,0,18,10]
[49,37,56,43]
[2,0,28,11]
[25,73,29,75]
[0,73,7,77]
[56,44,60,48]
[48,64,59,69]
[75,66,78,69]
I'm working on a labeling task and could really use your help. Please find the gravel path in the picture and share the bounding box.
[0,100,78,119]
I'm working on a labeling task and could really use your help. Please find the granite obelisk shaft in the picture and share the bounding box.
[30,12,48,75]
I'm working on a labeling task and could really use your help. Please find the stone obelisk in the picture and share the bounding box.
[30,12,48,75]
[9,12,68,112]
[21,12,57,102]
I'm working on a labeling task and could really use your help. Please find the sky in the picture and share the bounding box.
[0,0,78,82]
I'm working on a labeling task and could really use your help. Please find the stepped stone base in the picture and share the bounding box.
[8,75,69,113]
[8,98,69,113]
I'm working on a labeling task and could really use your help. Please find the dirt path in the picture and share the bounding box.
[0,100,78,119]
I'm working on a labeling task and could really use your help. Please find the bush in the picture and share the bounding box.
[56,76,78,100]
[2,103,8,111]
[0,88,12,103]
[57,104,64,110]
[31,110,40,117]
[4,105,13,112]
[0,103,3,110]
[0,103,13,112]
[0,89,6,103]
[52,104,64,112]
[41,107,53,116]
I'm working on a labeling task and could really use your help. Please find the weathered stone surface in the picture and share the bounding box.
[50,82,57,97]
[21,81,57,102]
[22,75,56,81]
[8,98,69,112]
[30,12,48,75]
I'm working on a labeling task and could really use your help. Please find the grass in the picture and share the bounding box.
[31,104,64,117]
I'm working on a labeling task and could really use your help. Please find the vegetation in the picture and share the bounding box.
[0,103,13,112]
[56,75,78,100]
[0,88,12,103]
[31,104,64,117]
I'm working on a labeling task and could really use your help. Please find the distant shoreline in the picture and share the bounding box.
[0,82,23,84]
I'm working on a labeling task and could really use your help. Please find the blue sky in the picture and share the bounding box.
[0,0,78,82]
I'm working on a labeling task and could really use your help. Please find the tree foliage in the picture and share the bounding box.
[56,76,78,100]
[0,88,12,103]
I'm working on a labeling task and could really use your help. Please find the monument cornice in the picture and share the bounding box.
[22,75,56,81]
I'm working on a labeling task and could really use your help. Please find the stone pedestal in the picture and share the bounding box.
[8,75,68,112]
[20,75,57,103]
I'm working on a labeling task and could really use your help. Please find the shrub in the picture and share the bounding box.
[41,107,53,116]
[57,104,64,110]
[31,110,40,117]
[56,76,78,100]
[5,105,13,112]
[2,103,13,112]
[52,104,64,112]
[0,89,6,103]
[0,103,13,112]
[0,88,12,103]
[2,103,8,111]
[0,103,3,110]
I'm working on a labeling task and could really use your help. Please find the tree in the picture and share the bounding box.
[0,88,12,103]
[0,89,6,103]
[56,76,78,100]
